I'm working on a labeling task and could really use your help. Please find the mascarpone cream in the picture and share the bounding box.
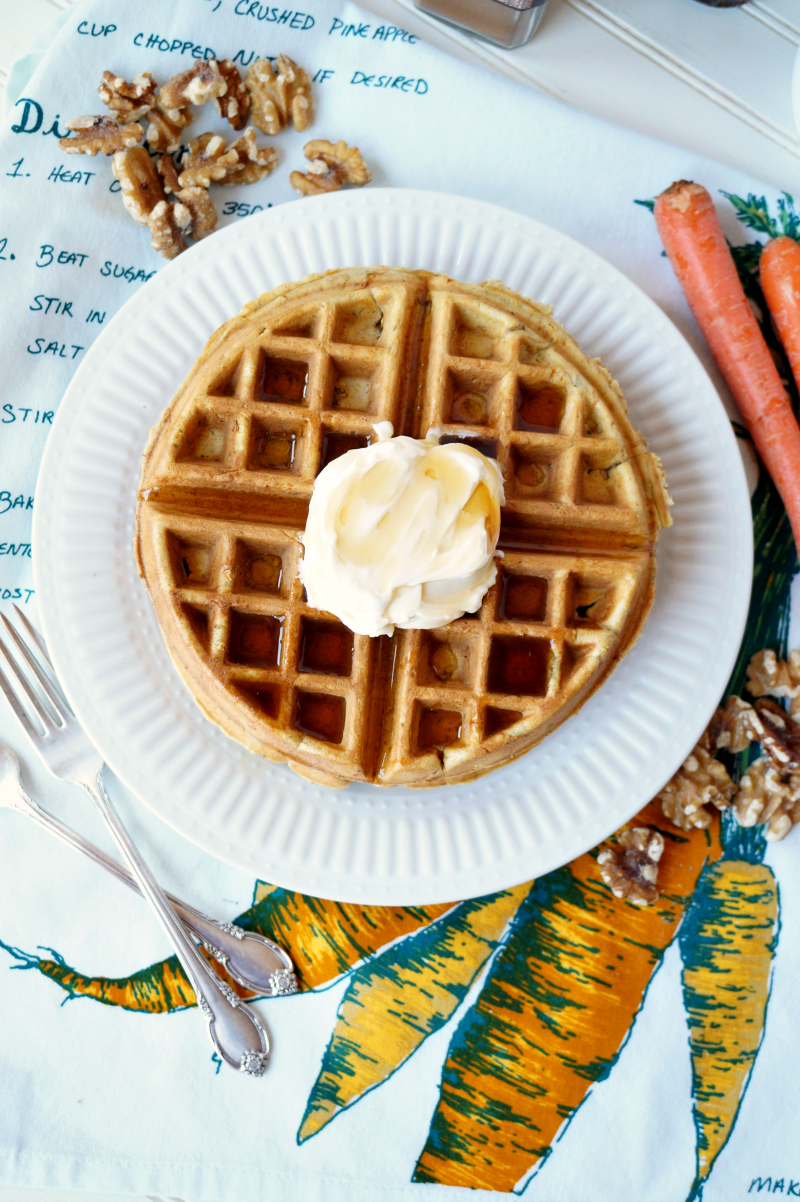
[299,422,504,637]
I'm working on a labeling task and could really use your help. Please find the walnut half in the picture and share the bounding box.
[747,648,800,718]
[112,146,166,225]
[59,115,143,156]
[178,128,277,188]
[98,70,156,123]
[158,60,227,110]
[148,199,192,260]
[290,139,371,196]
[145,103,194,155]
[246,55,312,135]
[214,60,250,130]
[597,828,664,906]
[734,757,800,842]
[657,737,735,830]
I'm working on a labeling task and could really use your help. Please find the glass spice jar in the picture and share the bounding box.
[413,0,549,49]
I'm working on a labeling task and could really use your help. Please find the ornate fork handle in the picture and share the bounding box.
[8,778,296,997]
[83,770,270,1075]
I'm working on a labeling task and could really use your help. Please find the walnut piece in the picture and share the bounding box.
[59,115,143,156]
[216,127,277,186]
[290,139,371,196]
[158,60,227,110]
[176,186,218,239]
[177,132,240,187]
[597,828,664,906]
[112,146,166,225]
[98,70,156,122]
[246,55,313,136]
[157,154,181,195]
[178,129,276,188]
[658,740,735,830]
[748,698,800,772]
[734,756,800,842]
[747,648,800,718]
[708,695,758,753]
[145,104,193,154]
[148,199,191,260]
[214,60,250,130]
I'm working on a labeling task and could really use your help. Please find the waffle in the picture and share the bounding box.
[136,268,671,787]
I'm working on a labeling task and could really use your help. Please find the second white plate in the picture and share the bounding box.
[33,188,752,904]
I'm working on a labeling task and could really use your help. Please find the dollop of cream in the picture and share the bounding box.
[299,424,504,637]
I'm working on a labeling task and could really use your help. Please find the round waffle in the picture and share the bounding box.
[136,268,671,787]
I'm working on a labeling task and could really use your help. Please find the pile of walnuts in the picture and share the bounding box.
[60,56,371,259]
[598,648,800,908]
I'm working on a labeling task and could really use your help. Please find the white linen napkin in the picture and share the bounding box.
[0,3,797,1201]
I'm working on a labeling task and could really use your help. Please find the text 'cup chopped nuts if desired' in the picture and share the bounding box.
[62,57,371,259]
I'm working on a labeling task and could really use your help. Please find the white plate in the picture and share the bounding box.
[33,188,752,905]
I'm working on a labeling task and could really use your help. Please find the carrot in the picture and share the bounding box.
[298,884,531,1142]
[679,859,779,1200]
[654,181,800,552]
[413,800,722,1191]
[760,236,800,387]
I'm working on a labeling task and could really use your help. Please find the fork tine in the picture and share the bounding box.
[0,638,48,738]
[0,614,67,721]
[12,604,53,669]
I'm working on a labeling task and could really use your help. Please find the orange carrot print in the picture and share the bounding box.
[760,235,800,390]
[654,181,800,553]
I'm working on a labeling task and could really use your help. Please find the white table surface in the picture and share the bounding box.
[0,0,797,1200]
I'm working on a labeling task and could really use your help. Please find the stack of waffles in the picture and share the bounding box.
[136,268,671,787]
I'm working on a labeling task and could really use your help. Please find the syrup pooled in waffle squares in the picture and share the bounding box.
[136,268,671,787]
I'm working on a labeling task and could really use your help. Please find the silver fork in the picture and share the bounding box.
[0,611,298,997]
[0,739,297,996]
[0,608,273,1076]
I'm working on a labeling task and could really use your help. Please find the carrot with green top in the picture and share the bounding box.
[654,181,800,553]
[760,235,800,388]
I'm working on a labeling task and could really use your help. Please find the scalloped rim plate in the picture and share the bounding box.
[33,188,752,904]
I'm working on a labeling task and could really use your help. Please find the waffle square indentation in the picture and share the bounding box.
[176,412,233,464]
[319,431,370,473]
[299,618,354,677]
[484,706,522,737]
[487,636,551,697]
[418,631,476,689]
[235,541,286,594]
[228,612,283,667]
[256,353,309,405]
[418,706,464,750]
[247,419,304,474]
[332,297,386,346]
[497,571,548,622]
[293,690,346,744]
[515,380,565,433]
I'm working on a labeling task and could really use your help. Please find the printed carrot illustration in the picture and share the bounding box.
[298,884,531,1142]
[680,860,779,1199]
[413,802,721,1191]
[241,883,453,989]
[760,235,800,391]
[0,941,196,1013]
[654,181,800,552]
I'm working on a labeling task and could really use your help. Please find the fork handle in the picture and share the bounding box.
[80,770,270,1076]
[14,785,296,996]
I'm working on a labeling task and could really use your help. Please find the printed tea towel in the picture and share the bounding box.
[1,2,799,1200]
